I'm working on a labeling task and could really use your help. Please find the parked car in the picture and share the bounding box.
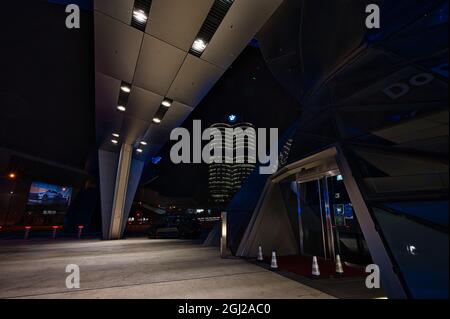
[148,215,201,239]
[37,190,64,201]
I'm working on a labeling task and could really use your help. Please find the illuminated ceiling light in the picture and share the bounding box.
[133,10,148,23]
[161,99,172,107]
[136,149,143,154]
[192,39,207,53]
[153,118,161,124]
[111,139,119,145]
[140,141,148,146]
[120,85,131,93]
[112,133,120,138]
[8,173,16,179]
[117,105,126,112]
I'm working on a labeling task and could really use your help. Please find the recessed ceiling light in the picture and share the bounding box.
[162,99,172,107]
[140,141,148,146]
[111,139,119,145]
[133,10,148,23]
[192,39,207,53]
[136,149,143,154]
[112,133,120,138]
[121,86,131,93]
[117,105,126,112]
[153,118,161,124]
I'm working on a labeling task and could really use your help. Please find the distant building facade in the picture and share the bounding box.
[208,121,256,205]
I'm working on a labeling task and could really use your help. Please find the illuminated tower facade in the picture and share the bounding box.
[208,117,256,205]
[231,122,256,194]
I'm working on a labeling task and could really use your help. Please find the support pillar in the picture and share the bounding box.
[99,144,145,240]
[109,144,133,239]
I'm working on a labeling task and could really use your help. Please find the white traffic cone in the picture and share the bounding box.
[312,256,321,277]
[335,255,344,275]
[270,251,278,270]
[257,246,264,262]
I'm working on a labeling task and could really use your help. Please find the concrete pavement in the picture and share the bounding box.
[0,238,333,299]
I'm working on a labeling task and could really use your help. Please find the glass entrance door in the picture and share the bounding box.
[327,175,372,265]
[298,180,327,258]
[298,174,371,264]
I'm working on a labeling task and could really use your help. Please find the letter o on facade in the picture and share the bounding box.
[410,73,434,86]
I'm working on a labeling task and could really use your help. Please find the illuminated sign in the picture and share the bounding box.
[228,114,237,123]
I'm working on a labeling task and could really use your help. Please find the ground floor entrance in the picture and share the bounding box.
[238,148,375,266]
[237,145,448,298]
[295,174,371,265]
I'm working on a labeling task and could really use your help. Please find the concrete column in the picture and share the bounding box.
[99,144,145,240]
[109,144,133,240]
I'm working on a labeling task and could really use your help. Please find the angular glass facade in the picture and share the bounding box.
[231,0,448,299]
[344,145,448,298]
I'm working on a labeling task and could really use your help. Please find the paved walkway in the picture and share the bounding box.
[0,238,333,299]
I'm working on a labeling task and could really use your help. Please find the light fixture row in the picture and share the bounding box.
[136,140,148,154]
[117,81,131,113]
[111,132,120,145]
[152,98,173,124]
[188,0,235,57]
[110,134,147,155]
[114,62,173,150]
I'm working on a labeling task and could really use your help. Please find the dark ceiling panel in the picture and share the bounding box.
[94,0,134,24]
[127,86,163,122]
[147,0,214,51]
[133,35,187,96]
[94,11,143,83]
